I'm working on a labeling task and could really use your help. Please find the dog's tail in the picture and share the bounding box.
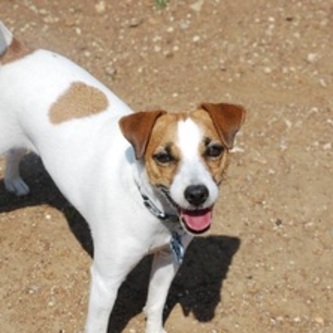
[0,20,13,56]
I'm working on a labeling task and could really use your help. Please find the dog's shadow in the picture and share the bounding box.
[0,154,240,332]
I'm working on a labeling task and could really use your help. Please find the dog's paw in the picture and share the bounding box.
[145,324,167,333]
[146,329,167,333]
[4,177,30,196]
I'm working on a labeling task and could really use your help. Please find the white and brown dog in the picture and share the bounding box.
[0,21,245,333]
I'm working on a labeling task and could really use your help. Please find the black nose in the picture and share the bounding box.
[184,185,209,207]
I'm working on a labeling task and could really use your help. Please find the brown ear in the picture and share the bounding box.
[200,103,246,149]
[119,110,166,160]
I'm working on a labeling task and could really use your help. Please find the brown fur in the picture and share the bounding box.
[144,109,230,188]
[190,109,229,185]
[49,82,108,124]
[0,38,33,65]
[121,104,245,189]
[200,103,246,149]
[119,110,166,159]
[145,113,184,188]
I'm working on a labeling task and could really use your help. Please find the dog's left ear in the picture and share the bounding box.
[119,110,166,160]
[200,103,246,149]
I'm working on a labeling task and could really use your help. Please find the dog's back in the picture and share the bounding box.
[0,20,132,153]
[0,20,133,208]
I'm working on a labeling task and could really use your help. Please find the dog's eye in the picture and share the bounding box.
[153,151,175,164]
[205,144,224,158]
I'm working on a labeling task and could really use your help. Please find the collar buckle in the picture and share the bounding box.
[141,194,179,223]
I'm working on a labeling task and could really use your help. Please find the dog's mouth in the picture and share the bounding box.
[179,207,213,234]
[159,186,213,234]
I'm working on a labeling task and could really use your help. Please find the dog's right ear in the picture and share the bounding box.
[200,103,246,149]
[119,110,166,160]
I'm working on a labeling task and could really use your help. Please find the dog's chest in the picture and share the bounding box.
[146,222,180,253]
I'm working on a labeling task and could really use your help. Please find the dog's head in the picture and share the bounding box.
[119,103,246,235]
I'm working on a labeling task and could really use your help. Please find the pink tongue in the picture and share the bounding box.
[180,208,212,232]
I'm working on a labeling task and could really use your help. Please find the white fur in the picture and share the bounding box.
[0,22,221,333]
[170,119,219,209]
[0,23,192,333]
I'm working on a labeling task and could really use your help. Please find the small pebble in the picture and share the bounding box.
[192,35,200,43]
[306,53,318,64]
[322,142,331,150]
[190,0,204,12]
[95,1,106,14]
[313,316,324,325]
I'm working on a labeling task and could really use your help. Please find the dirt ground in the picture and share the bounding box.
[0,0,332,332]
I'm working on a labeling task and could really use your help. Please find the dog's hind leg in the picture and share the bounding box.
[4,148,30,196]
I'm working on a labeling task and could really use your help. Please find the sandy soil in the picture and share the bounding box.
[0,1,332,332]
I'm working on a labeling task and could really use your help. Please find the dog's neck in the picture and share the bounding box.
[140,192,179,223]
[133,161,185,264]
[134,161,179,222]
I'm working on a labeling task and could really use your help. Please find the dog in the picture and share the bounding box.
[0,21,245,333]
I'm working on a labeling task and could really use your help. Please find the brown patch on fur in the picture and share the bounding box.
[145,113,185,188]
[190,109,229,185]
[0,38,33,65]
[49,82,109,124]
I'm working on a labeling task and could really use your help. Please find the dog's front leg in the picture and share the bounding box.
[144,235,192,333]
[144,248,177,333]
[85,249,142,333]
[84,264,122,333]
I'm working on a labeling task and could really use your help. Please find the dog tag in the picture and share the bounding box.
[170,231,184,264]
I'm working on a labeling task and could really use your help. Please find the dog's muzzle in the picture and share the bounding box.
[156,185,214,235]
[184,184,209,207]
